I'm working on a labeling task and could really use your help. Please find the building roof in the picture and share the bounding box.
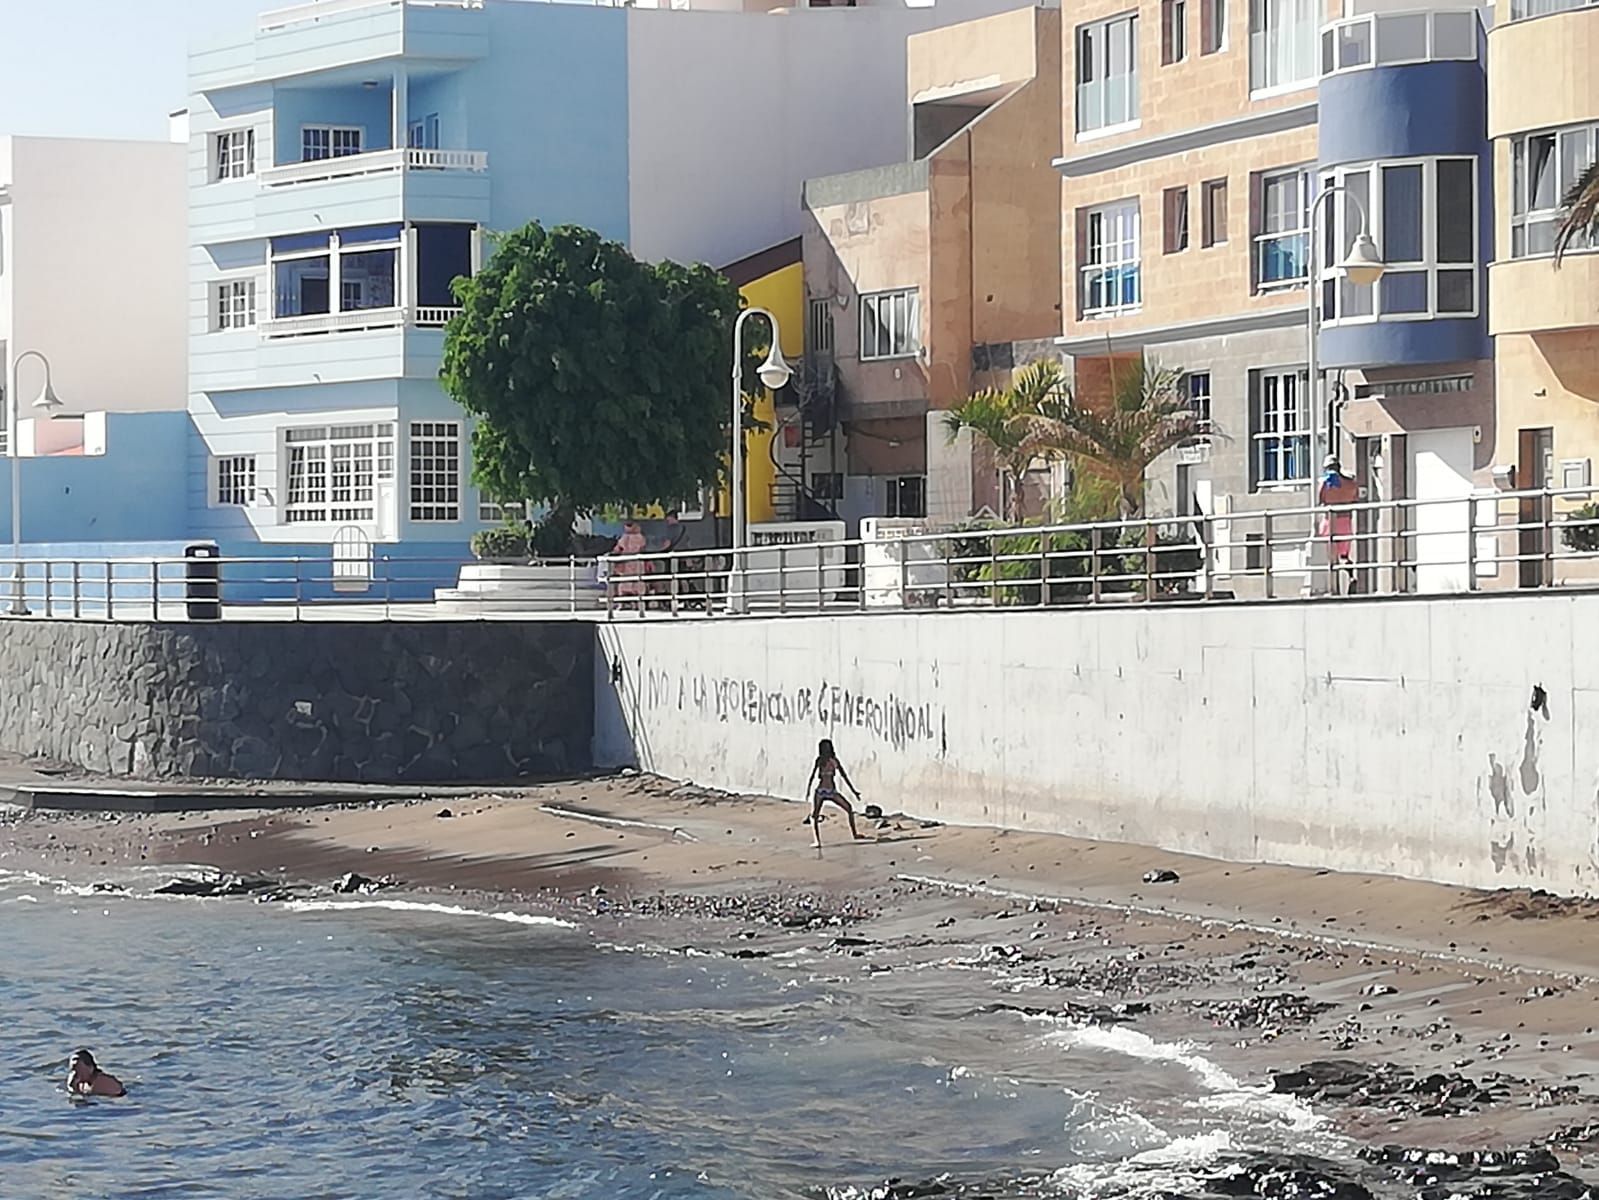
[720,237,802,289]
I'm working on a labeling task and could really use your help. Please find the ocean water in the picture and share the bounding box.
[0,871,1335,1200]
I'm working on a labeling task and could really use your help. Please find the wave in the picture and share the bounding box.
[1044,1023,1322,1133]
[282,898,577,929]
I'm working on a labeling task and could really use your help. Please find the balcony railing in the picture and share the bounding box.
[259,0,482,33]
[259,147,488,188]
[1320,9,1478,76]
[260,305,460,339]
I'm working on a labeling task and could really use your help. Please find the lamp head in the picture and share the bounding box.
[31,380,62,414]
[1340,232,1386,286]
[756,343,792,391]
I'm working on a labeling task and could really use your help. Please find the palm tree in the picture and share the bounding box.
[1555,161,1599,263]
[941,360,1066,522]
[1017,358,1197,519]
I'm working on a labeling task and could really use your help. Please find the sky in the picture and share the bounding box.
[0,0,269,141]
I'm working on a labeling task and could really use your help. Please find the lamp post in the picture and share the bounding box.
[8,350,63,615]
[729,307,791,612]
[1305,184,1385,485]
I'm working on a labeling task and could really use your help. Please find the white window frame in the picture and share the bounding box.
[1081,199,1142,318]
[1512,123,1596,260]
[212,277,259,332]
[1251,367,1310,488]
[1076,12,1140,138]
[1249,0,1318,96]
[1510,0,1590,22]
[478,496,525,523]
[1184,371,1213,432]
[859,288,920,362]
[1321,156,1479,324]
[281,423,395,525]
[1320,10,1478,76]
[212,455,258,507]
[301,125,364,162]
[809,297,835,356]
[1255,166,1312,290]
[409,421,462,523]
[406,113,441,150]
[213,128,256,182]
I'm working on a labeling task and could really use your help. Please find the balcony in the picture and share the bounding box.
[258,0,482,33]
[260,147,487,189]
[260,305,461,339]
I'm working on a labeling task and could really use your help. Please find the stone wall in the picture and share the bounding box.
[0,620,592,782]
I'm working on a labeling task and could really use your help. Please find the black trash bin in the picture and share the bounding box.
[184,542,221,620]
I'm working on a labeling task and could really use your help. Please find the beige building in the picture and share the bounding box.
[1488,0,1599,587]
[801,6,1062,526]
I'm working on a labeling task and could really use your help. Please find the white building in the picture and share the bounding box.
[0,136,188,441]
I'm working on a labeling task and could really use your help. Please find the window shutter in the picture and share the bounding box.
[1248,171,1263,289]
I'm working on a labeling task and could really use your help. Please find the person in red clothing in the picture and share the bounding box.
[1318,455,1361,594]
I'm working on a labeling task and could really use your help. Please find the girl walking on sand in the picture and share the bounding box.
[805,738,869,847]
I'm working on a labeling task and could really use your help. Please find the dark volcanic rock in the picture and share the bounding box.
[153,873,274,898]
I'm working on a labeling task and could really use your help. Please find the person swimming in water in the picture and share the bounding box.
[66,1050,125,1098]
[805,738,869,848]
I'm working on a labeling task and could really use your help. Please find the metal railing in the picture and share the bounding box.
[258,147,488,188]
[3,484,1599,623]
[259,0,483,33]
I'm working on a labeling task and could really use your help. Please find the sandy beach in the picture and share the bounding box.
[8,771,1599,1188]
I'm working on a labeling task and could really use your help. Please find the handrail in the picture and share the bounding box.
[259,0,483,33]
[0,483,1597,622]
[259,147,488,188]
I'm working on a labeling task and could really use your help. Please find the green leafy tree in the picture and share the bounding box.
[440,222,742,550]
[942,360,1066,523]
[1017,358,1197,518]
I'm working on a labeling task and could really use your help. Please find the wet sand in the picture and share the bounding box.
[7,772,1599,1177]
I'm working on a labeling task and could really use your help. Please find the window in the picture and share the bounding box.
[1512,124,1597,258]
[479,497,524,523]
[301,126,363,162]
[886,476,926,518]
[270,225,402,320]
[1082,200,1141,316]
[214,455,257,506]
[811,472,845,501]
[1077,13,1139,135]
[1320,10,1477,75]
[410,421,461,522]
[1251,368,1309,486]
[1162,0,1187,63]
[859,289,920,360]
[213,129,255,181]
[1249,0,1317,93]
[213,279,257,331]
[283,424,394,524]
[406,114,440,150]
[1321,157,1477,321]
[1202,178,1229,247]
[1255,167,1311,288]
[809,297,835,355]
[1201,0,1227,53]
[1163,186,1190,254]
[1511,0,1586,20]
[1184,371,1212,430]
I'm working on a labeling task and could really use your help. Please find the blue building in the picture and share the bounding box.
[181,0,1017,593]
[1315,4,1495,592]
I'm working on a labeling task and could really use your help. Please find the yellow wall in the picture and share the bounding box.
[716,259,805,522]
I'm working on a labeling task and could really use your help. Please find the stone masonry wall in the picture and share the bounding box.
[0,620,593,782]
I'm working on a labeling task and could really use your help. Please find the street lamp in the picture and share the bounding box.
[729,307,790,611]
[9,350,63,615]
[1306,184,1386,483]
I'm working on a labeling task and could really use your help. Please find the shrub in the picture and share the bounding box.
[470,525,530,561]
[947,521,1202,606]
[1563,502,1599,554]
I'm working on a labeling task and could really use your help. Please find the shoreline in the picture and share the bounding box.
[7,772,1599,1177]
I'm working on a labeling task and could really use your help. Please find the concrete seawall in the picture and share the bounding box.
[594,595,1599,895]
[0,620,592,782]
